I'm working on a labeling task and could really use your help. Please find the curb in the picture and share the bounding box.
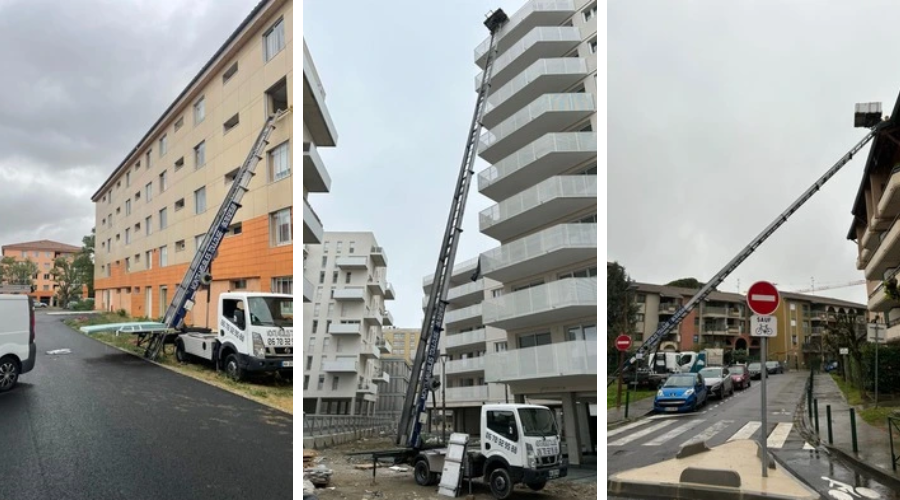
[607,408,655,430]
[607,477,809,500]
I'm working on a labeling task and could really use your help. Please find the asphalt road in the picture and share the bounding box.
[0,312,292,500]
[607,370,900,499]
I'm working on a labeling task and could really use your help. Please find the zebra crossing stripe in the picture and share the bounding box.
[803,442,814,450]
[766,423,793,449]
[643,420,705,447]
[609,421,675,446]
[680,420,734,447]
[727,421,762,442]
[607,419,653,438]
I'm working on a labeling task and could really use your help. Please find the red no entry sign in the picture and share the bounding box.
[747,281,780,316]
[615,335,632,351]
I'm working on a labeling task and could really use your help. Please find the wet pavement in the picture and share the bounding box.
[775,448,900,499]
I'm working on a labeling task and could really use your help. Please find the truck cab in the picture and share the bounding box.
[176,292,293,381]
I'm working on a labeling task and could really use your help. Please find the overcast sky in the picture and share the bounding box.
[0,0,254,250]
[609,2,900,305]
[304,0,528,328]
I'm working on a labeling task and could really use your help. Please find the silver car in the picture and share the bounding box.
[699,366,734,399]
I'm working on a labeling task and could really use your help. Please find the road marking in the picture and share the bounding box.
[681,420,734,447]
[727,421,761,441]
[803,442,815,450]
[766,422,793,449]
[607,420,652,438]
[643,420,704,446]
[609,421,674,446]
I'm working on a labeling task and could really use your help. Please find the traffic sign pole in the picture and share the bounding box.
[747,281,779,479]
[761,336,768,478]
[616,350,624,409]
[614,335,632,410]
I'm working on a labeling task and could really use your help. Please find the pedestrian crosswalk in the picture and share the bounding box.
[608,419,814,450]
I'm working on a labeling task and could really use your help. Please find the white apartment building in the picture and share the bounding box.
[302,232,396,416]
[476,0,598,465]
[302,38,336,304]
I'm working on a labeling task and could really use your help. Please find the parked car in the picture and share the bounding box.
[728,364,751,390]
[699,366,734,399]
[824,361,839,373]
[654,372,708,413]
[0,294,37,392]
[765,361,784,375]
[748,362,763,380]
[32,302,47,309]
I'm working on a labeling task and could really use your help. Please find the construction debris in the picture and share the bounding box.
[304,464,333,487]
[303,449,318,469]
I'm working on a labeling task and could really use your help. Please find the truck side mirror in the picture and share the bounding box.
[234,310,246,330]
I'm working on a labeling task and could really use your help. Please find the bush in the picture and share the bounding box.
[116,309,127,317]
[861,343,900,393]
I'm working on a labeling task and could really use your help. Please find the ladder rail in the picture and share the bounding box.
[611,122,886,382]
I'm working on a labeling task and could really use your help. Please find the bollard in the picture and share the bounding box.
[850,408,858,454]
[826,405,833,445]
[814,399,820,435]
[624,390,630,419]
[807,384,813,420]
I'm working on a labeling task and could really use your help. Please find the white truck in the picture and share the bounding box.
[408,404,567,500]
[174,292,293,381]
[0,294,36,392]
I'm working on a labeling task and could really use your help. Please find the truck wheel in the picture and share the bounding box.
[224,354,245,382]
[489,468,513,500]
[0,356,20,393]
[175,340,188,364]
[526,479,547,491]
[414,459,437,486]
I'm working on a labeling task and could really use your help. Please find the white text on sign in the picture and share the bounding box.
[751,315,778,338]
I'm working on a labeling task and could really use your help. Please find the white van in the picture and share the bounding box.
[0,294,36,392]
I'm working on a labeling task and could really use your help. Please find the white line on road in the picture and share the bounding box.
[803,442,815,450]
[727,421,762,442]
[767,422,793,449]
[609,421,675,446]
[607,419,653,438]
[643,420,705,446]
[681,420,734,447]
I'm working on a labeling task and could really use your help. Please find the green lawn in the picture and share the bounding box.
[829,373,900,428]
[607,388,656,409]
[830,373,865,406]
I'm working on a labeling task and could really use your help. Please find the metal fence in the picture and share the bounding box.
[302,414,396,438]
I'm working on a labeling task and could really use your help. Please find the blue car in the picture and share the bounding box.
[654,372,709,413]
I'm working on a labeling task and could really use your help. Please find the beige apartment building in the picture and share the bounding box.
[90,0,293,323]
[302,232,395,416]
[382,327,421,364]
[1,240,82,306]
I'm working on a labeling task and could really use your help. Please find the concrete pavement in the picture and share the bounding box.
[608,389,656,425]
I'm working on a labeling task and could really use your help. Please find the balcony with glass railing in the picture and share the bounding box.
[474,26,582,92]
[447,278,485,307]
[303,142,332,193]
[303,275,314,303]
[483,277,596,330]
[478,132,596,203]
[364,307,383,325]
[442,385,490,403]
[443,356,486,375]
[360,342,381,359]
[382,309,394,326]
[481,224,597,283]
[483,57,588,129]
[376,338,393,354]
[485,340,597,384]
[336,256,368,269]
[303,41,337,147]
[328,322,363,336]
[474,0,576,68]
[445,303,483,330]
[445,328,487,350]
[373,371,390,384]
[322,357,358,373]
[478,93,595,164]
[303,198,324,244]
[333,286,365,301]
[480,175,596,241]
[371,246,388,267]
[423,256,480,292]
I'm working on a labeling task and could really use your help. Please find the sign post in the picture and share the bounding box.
[615,335,632,409]
[839,347,849,381]
[748,281,780,478]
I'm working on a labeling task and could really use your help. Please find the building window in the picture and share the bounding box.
[303,376,309,390]
[174,157,184,171]
[265,77,288,115]
[125,258,131,272]
[327,303,334,316]
[175,198,185,211]
[159,135,168,157]
[224,168,240,186]
[159,170,168,192]
[194,187,207,214]
[565,323,597,342]
[268,141,290,181]
[227,222,242,236]
[159,246,168,267]
[195,234,205,251]
[345,272,352,284]
[495,342,507,352]
[270,208,292,246]
[175,240,185,252]
[174,116,184,132]
[317,375,324,391]
[332,271,338,284]
[313,303,320,316]
[223,61,238,83]
[319,271,325,284]
[125,199,132,216]
[583,2,597,21]
[125,171,131,187]
[145,216,152,235]
[272,277,292,294]
[194,141,206,168]
[332,376,339,391]
[159,208,168,230]
[145,182,153,202]
[223,113,240,133]
[264,18,285,61]
[194,97,205,125]
[145,149,151,170]
[145,251,152,270]
[125,228,131,245]
[231,279,247,290]
[321,256,327,267]
[517,332,552,348]
[588,37,597,54]
[336,241,342,253]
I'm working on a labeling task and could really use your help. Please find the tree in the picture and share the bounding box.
[73,231,95,298]
[822,313,867,393]
[51,257,82,308]
[1,258,38,286]
[607,262,639,351]
[667,277,705,289]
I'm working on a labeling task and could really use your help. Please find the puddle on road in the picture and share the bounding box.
[776,449,900,499]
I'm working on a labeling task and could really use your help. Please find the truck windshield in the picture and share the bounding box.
[518,408,558,437]
[248,297,293,327]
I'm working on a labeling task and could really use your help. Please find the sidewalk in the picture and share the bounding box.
[607,391,655,425]
[801,371,900,487]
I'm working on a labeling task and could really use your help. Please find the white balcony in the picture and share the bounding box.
[364,308,383,325]
[861,226,880,251]
[373,371,390,384]
[303,275,314,303]
[323,358,358,373]
[485,340,597,384]
[423,257,480,293]
[444,356,486,375]
[333,287,365,301]
[447,279,485,307]
[857,247,873,270]
[443,385,489,403]
[868,281,896,313]
[481,224,597,283]
[474,0,577,68]
[480,175,596,241]
[445,328,487,351]
[303,198,324,244]
[303,41,338,147]
[328,322,362,335]
[360,343,381,359]
[478,93,595,164]
[478,132,596,202]
[376,338,393,354]
[371,246,388,267]
[483,277,597,330]
[384,282,396,300]
[336,256,368,269]
[444,303,483,330]
[475,26,582,92]
[382,309,395,326]
[483,58,589,129]
[865,219,900,280]
[303,142,332,193]
[356,383,376,395]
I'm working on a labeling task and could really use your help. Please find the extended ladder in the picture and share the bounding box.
[397,9,509,449]
[144,108,290,360]
[611,120,888,382]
